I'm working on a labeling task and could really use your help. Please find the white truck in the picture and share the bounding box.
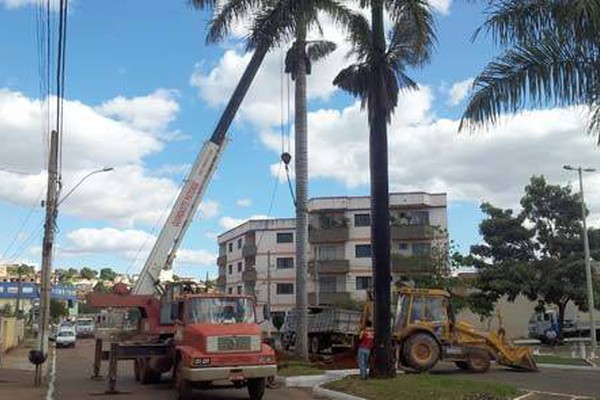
[75,317,95,338]
[528,309,600,342]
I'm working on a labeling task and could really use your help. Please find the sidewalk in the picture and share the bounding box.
[0,340,46,400]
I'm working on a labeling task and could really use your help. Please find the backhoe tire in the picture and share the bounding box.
[247,377,266,400]
[454,361,470,371]
[175,358,193,400]
[403,333,440,372]
[466,350,491,373]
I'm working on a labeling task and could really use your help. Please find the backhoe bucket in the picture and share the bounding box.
[500,347,538,371]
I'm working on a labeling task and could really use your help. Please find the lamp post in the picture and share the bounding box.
[564,164,597,354]
[35,161,114,384]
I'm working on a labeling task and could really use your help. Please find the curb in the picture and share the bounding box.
[537,363,600,371]
[313,383,366,400]
[278,369,359,388]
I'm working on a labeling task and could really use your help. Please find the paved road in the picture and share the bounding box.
[431,362,600,398]
[52,339,316,400]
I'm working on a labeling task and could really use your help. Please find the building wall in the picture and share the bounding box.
[217,192,447,314]
[0,317,25,353]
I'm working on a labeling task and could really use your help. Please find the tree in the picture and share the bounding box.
[468,176,600,336]
[56,267,77,283]
[460,1,600,139]
[333,0,436,377]
[80,267,98,280]
[50,299,68,321]
[196,0,352,362]
[100,268,118,282]
[7,264,35,277]
[93,281,110,293]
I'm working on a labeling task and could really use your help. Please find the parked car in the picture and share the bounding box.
[55,328,76,348]
[75,318,95,338]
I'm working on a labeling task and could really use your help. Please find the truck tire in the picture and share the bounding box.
[175,359,193,400]
[247,378,266,400]
[140,358,161,384]
[466,349,490,373]
[403,333,440,371]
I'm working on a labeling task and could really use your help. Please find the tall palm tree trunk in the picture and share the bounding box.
[294,22,309,361]
[369,0,394,378]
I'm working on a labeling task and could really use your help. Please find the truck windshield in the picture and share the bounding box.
[190,298,255,324]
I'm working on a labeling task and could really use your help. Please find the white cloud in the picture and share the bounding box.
[219,215,272,230]
[0,88,186,227]
[236,198,252,207]
[429,0,452,15]
[64,227,215,267]
[448,77,474,106]
[198,199,221,220]
[1,0,59,10]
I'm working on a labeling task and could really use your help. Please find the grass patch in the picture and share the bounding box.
[325,374,519,400]
[278,361,323,377]
[534,355,590,366]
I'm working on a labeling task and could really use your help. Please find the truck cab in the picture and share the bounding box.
[169,292,276,400]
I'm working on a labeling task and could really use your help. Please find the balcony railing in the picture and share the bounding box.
[390,224,435,240]
[217,255,227,267]
[308,226,349,243]
[242,243,257,258]
[391,254,431,275]
[308,291,351,306]
[216,275,226,288]
[242,267,257,283]
[308,259,350,275]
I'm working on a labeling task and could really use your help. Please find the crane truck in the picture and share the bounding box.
[88,44,277,400]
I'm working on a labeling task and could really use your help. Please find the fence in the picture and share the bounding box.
[0,316,25,354]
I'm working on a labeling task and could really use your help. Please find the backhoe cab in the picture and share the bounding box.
[365,288,537,373]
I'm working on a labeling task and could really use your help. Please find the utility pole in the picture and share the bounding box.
[564,165,597,354]
[37,130,59,384]
[267,251,272,313]
[15,266,23,318]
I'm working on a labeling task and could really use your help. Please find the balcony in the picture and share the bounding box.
[391,254,430,275]
[308,259,350,275]
[216,275,226,289]
[242,267,257,283]
[217,255,227,267]
[242,243,257,258]
[308,226,349,243]
[308,291,352,306]
[390,224,435,240]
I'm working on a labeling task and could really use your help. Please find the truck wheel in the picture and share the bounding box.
[309,336,319,354]
[403,333,440,371]
[134,359,141,382]
[175,359,193,400]
[140,359,161,384]
[247,378,266,400]
[466,350,490,373]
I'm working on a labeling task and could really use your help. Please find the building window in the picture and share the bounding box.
[228,265,233,274]
[237,262,242,272]
[237,286,242,295]
[355,276,372,290]
[412,211,429,225]
[228,287,233,294]
[276,283,294,295]
[237,238,243,249]
[276,232,294,243]
[412,243,431,256]
[355,244,372,258]
[319,276,338,293]
[318,245,342,261]
[398,243,409,251]
[354,213,370,227]
[228,242,233,252]
[276,258,294,269]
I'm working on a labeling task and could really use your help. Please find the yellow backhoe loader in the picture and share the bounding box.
[362,287,537,373]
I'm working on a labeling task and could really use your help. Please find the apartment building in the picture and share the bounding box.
[216,192,447,314]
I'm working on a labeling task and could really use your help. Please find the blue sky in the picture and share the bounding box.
[1,0,599,279]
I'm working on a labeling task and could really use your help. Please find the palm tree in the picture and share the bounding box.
[193,0,352,361]
[460,1,600,138]
[333,0,436,377]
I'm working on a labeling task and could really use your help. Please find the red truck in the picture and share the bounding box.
[89,283,276,400]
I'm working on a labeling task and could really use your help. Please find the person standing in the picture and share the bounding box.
[358,320,374,379]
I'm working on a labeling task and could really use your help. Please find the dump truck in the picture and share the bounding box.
[281,307,361,354]
[363,288,537,373]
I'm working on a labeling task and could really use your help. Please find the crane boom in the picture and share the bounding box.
[132,44,269,295]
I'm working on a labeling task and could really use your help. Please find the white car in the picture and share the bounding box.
[55,328,76,348]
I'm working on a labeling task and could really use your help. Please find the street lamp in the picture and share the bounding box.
[58,167,114,206]
[564,164,597,354]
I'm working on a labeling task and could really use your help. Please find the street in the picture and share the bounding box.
[51,339,315,400]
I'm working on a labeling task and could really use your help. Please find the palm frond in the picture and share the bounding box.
[207,0,266,44]
[333,63,371,107]
[189,0,220,10]
[247,0,296,50]
[343,13,372,61]
[387,13,434,68]
[306,40,337,62]
[384,0,437,61]
[460,37,600,132]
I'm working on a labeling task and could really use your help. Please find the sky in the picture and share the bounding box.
[1,0,600,279]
